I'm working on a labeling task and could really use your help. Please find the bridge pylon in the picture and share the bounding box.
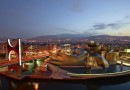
[7,39,22,78]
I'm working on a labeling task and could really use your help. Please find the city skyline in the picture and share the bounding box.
[0,0,130,39]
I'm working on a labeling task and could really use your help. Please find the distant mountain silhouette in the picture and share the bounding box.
[29,34,130,41]
[88,34,110,39]
[0,34,130,41]
[29,33,89,41]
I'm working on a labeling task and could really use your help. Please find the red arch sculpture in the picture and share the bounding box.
[7,39,22,65]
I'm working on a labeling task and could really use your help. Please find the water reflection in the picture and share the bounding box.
[87,85,101,90]
[33,82,39,90]
[1,76,130,90]
[1,59,130,90]
[60,65,130,74]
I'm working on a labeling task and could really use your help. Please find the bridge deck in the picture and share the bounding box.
[0,56,45,67]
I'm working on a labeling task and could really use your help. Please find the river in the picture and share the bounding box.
[0,75,130,90]
[0,60,130,90]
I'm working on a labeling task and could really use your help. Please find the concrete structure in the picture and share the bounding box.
[0,39,46,79]
[124,49,130,53]
[7,39,22,65]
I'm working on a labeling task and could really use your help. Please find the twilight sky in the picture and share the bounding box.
[0,0,130,39]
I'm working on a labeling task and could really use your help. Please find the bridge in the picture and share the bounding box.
[0,56,45,68]
[0,39,48,79]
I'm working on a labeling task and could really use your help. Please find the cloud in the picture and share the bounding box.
[93,23,106,30]
[88,15,130,31]
[89,22,121,31]
[125,15,130,19]
[107,23,120,29]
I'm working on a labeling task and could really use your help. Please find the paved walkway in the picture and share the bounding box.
[42,62,70,79]
[0,56,44,67]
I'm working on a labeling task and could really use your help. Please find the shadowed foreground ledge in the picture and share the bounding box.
[1,62,130,80]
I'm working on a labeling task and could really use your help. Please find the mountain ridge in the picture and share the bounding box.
[28,34,130,41]
[0,34,130,41]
